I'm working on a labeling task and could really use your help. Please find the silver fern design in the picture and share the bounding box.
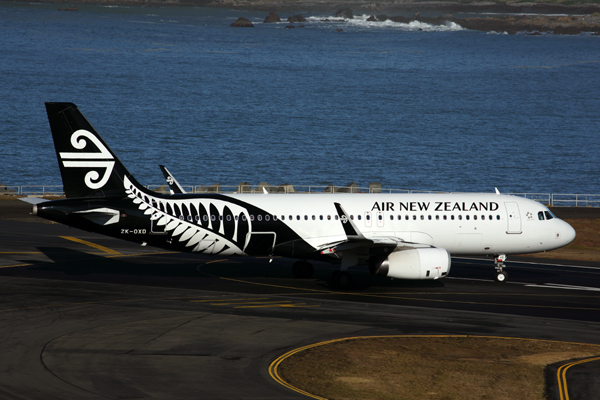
[124,176,250,255]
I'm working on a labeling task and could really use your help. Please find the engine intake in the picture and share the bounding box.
[370,248,451,280]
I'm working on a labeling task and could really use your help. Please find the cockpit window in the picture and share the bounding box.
[544,211,554,220]
[538,211,545,220]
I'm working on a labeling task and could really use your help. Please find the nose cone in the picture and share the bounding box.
[560,220,576,246]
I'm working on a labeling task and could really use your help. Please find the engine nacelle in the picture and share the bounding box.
[370,248,451,280]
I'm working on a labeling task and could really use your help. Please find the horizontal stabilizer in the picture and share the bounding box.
[18,197,49,205]
[73,207,120,225]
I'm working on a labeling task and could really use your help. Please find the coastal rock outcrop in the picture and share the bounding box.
[287,14,307,23]
[334,8,353,19]
[230,17,254,27]
[263,12,280,23]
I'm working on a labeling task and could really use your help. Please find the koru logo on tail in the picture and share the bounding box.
[59,130,115,189]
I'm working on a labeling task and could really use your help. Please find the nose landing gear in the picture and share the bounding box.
[494,254,508,282]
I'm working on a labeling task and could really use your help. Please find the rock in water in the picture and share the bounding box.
[334,8,354,19]
[264,12,281,23]
[287,15,307,23]
[231,17,254,27]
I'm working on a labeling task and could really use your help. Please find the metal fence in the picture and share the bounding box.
[3,184,600,207]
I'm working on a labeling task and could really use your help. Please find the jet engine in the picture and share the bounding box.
[369,248,451,280]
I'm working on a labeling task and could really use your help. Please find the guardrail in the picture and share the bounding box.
[2,184,599,207]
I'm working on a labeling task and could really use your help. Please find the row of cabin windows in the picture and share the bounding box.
[180,214,503,222]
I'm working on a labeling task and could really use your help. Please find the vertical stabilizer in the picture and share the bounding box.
[45,102,142,198]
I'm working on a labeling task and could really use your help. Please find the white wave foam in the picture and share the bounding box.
[306,14,465,32]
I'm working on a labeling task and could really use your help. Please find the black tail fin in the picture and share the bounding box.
[45,102,142,198]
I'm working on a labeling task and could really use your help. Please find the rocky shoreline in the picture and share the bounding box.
[17,0,600,34]
[19,0,600,14]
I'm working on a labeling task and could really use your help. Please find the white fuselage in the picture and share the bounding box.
[224,192,576,257]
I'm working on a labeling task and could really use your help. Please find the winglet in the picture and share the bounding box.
[495,187,500,194]
[159,165,186,194]
[334,202,366,240]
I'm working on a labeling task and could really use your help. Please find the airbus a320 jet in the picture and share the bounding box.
[24,103,576,287]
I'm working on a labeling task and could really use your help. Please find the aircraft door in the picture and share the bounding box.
[150,216,166,234]
[505,202,522,234]
[244,232,276,256]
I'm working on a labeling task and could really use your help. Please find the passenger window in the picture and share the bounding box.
[474,215,477,220]
[312,215,316,220]
[436,215,439,220]
[187,215,192,222]
[466,215,470,220]
[211,215,216,222]
[390,215,394,220]
[405,215,409,220]
[273,215,277,221]
[358,215,362,221]
[179,215,184,220]
[219,216,223,221]
[443,215,447,220]
[304,215,308,220]
[350,215,354,220]
[195,215,200,222]
[335,215,339,220]
[458,215,462,220]
[320,215,323,220]
[226,215,232,222]
[420,215,424,220]
[378,215,382,220]
[366,215,371,220]
[250,215,255,221]
[428,215,432,220]
[242,215,247,221]
[289,215,293,220]
[265,215,270,221]
[497,215,501,220]
[328,215,331,220]
[413,215,416,220]
[538,211,545,220]
[296,215,300,220]
[545,211,554,220]
[451,215,455,220]
[257,215,262,221]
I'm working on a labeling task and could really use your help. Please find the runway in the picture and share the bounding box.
[1,200,600,399]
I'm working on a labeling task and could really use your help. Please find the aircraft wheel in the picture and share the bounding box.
[331,271,352,289]
[292,261,314,279]
[495,271,508,283]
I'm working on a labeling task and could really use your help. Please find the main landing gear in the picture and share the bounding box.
[330,271,352,289]
[292,260,314,279]
[494,254,508,282]
[291,260,354,289]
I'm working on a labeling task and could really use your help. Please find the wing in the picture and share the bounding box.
[318,202,434,261]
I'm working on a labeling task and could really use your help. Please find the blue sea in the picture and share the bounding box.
[1,2,599,194]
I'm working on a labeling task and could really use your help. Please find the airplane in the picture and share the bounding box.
[24,102,576,287]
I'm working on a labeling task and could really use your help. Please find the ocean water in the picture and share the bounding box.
[1,2,599,194]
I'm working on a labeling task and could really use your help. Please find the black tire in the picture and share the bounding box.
[331,271,352,289]
[292,261,314,279]
[495,271,508,283]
